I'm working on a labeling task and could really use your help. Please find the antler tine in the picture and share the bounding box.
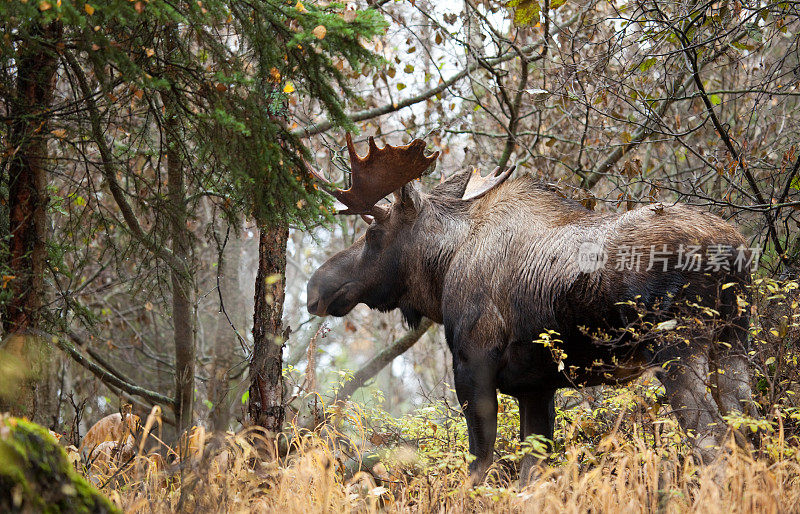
[306,162,331,186]
[345,132,360,165]
[462,164,516,201]
[303,158,342,202]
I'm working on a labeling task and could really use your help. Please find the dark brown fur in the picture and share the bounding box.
[308,172,756,482]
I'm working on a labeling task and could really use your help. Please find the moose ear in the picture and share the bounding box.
[393,182,422,212]
[430,168,472,198]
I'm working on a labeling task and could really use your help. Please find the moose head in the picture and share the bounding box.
[306,134,512,321]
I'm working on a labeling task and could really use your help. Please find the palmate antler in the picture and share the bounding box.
[309,133,440,215]
[462,165,516,200]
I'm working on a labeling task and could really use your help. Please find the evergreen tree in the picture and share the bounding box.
[0,0,385,431]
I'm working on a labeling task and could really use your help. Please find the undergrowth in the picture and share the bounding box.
[79,278,800,512]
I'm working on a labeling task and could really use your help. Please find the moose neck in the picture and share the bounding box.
[397,196,471,326]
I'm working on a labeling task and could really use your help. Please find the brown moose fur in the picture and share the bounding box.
[307,171,756,482]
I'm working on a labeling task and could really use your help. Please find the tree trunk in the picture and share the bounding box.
[167,149,195,434]
[248,223,289,432]
[163,24,195,434]
[4,21,60,334]
[1,21,62,422]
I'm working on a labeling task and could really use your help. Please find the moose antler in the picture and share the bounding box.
[309,133,439,215]
[462,165,516,200]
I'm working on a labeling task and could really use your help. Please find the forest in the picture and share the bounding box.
[0,0,799,511]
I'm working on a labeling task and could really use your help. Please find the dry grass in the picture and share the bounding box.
[81,405,800,514]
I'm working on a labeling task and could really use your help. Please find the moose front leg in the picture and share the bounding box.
[453,352,499,484]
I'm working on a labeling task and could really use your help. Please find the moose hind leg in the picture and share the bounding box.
[517,391,556,486]
[711,325,757,418]
[656,350,726,464]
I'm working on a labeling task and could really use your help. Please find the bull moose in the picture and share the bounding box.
[306,134,756,482]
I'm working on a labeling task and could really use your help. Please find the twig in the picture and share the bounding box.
[335,318,434,401]
[52,331,176,409]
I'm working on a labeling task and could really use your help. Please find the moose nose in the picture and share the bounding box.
[307,295,322,316]
[306,275,325,316]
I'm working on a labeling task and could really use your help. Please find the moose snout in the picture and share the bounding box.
[306,274,326,316]
[307,270,363,317]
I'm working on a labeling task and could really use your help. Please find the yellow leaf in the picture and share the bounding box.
[38,0,51,10]
[145,48,155,57]
[51,128,67,139]
[84,3,94,14]
[269,67,281,82]
[295,0,305,12]
[312,25,327,40]
[283,81,295,94]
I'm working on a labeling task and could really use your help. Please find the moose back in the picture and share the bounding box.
[306,134,755,482]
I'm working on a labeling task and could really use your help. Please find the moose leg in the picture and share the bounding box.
[656,350,726,464]
[517,391,556,485]
[453,354,498,484]
[712,353,754,416]
[711,325,757,418]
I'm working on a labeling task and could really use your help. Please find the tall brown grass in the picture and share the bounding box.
[83,406,800,513]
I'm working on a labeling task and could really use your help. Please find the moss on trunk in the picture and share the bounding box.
[0,414,119,513]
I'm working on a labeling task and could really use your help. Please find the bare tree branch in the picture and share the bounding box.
[53,332,176,409]
[296,12,579,139]
[62,50,186,275]
[335,318,434,401]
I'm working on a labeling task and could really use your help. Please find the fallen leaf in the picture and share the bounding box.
[84,3,94,14]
